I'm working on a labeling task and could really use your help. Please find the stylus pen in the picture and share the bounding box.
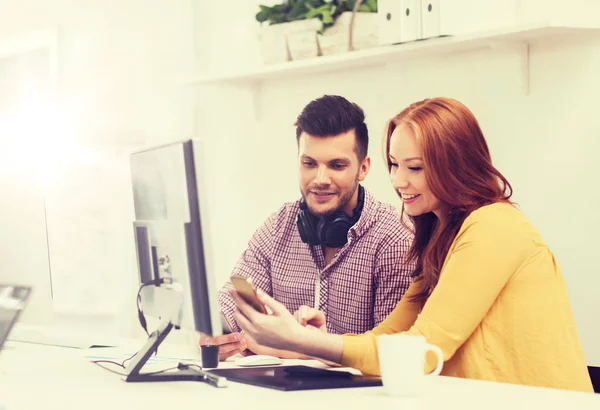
[202,372,228,388]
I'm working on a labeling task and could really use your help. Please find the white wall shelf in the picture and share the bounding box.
[183,21,600,94]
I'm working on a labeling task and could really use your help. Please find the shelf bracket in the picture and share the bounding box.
[488,40,530,96]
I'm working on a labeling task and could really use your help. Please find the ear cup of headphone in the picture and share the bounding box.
[317,214,353,248]
[297,185,366,247]
[296,205,321,246]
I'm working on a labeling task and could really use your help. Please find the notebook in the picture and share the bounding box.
[0,284,31,352]
[207,365,382,391]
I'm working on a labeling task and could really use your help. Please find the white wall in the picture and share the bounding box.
[195,3,600,366]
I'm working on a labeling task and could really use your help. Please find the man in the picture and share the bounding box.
[201,95,414,360]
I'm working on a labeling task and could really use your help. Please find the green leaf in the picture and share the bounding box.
[289,0,308,18]
[256,10,269,22]
[321,10,333,24]
[305,4,330,18]
[366,0,377,12]
[271,4,288,13]
[358,4,371,12]
[305,8,319,18]
[289,9,307,19]
[269,11,287,24]
[257,0,348,32]
[304,9,322,19]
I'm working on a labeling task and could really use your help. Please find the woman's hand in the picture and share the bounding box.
[242,331,313,359]
[230,288,307,352]
[294,305,327,331]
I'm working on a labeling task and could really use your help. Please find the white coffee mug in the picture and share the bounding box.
[378,334,444,396]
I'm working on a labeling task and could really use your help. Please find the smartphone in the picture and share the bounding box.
[230,275,268,314]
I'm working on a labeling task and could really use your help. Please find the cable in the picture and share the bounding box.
[91,351,137,374]
[177,362,203,372]
[91,278,184,378]
[92,360,126,376]
[121,352,137,368]
[143,366,181,376]
[92,360,182,376]
[136,277,173,336]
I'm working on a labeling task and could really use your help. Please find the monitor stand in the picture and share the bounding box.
[123,320,227,387]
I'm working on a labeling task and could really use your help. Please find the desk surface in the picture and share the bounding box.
[1,340,599,410]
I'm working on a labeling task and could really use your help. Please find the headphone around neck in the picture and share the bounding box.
[296,185,365,248]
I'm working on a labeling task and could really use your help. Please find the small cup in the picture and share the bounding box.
[200,345,219,369]
[378,334,443,397]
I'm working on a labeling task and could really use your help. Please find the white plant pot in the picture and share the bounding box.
[258,23,291,64]
[258,18,321,64]
[286,19,322,61]
[318,11,379,56]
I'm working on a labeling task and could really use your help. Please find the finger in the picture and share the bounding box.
[298,305,322,326]
[293,309,306,325]
[201,332,241,347]
[234,310,260,346]
[219,347,246,361]
[198,332,212,345]
[305,309,326,328]
[240,330,255,345]
[294,307,304,325]
[298,305,312,325]
[219,340,247,355]
[234,308,256,336]
[255,288,288,317]
[198,332,239,347]
[230,290,262,322]
[219,332,243,345]
[241,330,259,352]
[218,342,248,361]
[198,332,222,345]
[237,333,248,345]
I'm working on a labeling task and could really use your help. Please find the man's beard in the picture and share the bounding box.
[303,180,359,218]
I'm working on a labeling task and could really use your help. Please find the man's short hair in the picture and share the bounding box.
[295,95,369,161]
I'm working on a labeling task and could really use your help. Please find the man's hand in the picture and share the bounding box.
[294,305,327,331]
[198,332,247,362]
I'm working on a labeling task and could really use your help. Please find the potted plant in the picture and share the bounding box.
[255,0,378,63]
[318,0,379,56]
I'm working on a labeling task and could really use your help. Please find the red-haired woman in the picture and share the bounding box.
[230,98,593,392]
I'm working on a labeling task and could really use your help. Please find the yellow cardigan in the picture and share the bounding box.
[341,202,593,392]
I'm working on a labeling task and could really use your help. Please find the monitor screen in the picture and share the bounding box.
[129,140,221,336]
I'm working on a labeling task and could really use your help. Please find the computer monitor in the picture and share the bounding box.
[125,139,222,382]
[0,284,31,353]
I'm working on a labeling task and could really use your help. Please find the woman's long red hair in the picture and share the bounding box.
[384,98,513,303]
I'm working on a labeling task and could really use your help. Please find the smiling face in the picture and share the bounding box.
[387,123,444,219]
[298,130,370,217]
